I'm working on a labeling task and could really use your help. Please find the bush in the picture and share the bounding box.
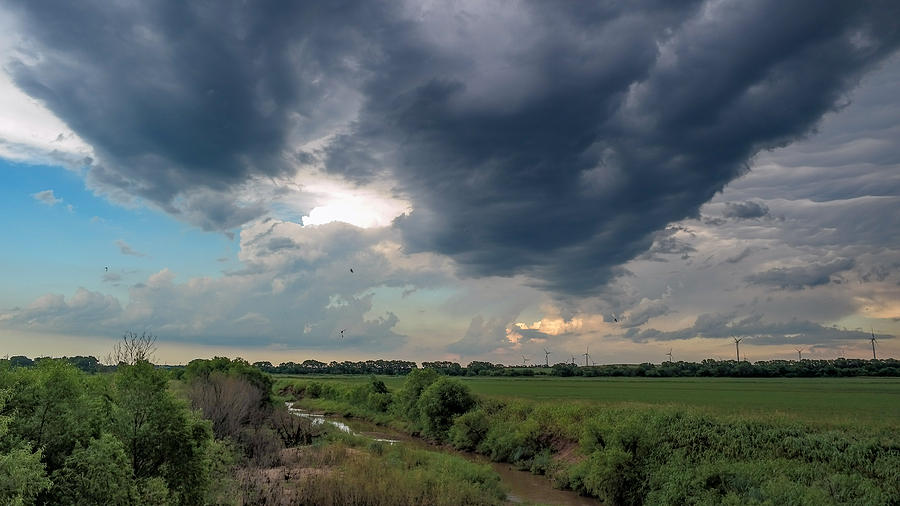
[394,368,440,421]
[449,408,491,451]
[568,447,640,504]
[417,378,475,441]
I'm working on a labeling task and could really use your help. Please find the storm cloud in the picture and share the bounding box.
[5,0,900,297]
[723,201,770,220]
[745,257,855,290]
[624,312,887,346]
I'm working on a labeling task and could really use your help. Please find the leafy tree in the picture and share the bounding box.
[184,357,273,404]
[0,391,50,505]
[8,356,34,368]
[50,433,135,505]
[65,356,101,373]
[112,361,214,504]
[3,360,92,472]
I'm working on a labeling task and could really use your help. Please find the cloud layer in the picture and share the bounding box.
[6,1,899,295]
[2,2,899,362]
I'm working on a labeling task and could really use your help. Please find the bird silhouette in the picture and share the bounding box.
[105,266,108,272]
[340,329,345,339]
[350,268,354,273]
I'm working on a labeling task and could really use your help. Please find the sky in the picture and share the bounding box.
[0,0,898,365]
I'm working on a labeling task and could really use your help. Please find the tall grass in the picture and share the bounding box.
[241,430,506,506]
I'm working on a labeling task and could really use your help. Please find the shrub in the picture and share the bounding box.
[393,368,440,421]
[417,377,475,441]
[449,408,491,451]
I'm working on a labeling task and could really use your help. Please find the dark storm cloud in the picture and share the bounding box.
[622,302,670,328]
[725,246,762,264]
[447,315,511,356]
[624,312,892,345]
[638,227,697,262]
[329,0,900,294]
[7,1,900,291]
[745,257,855,290]
[860,263,897,283]
[723,201,770,220]
[6,0,397,229]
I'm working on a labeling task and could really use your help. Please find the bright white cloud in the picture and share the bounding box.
[0,11,93,165]
[299,183,410,229]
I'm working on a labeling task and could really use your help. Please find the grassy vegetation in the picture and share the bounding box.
[281,373,900,505]
[279,431,506,505]
[1,359,509,505]
[275,374,900,427]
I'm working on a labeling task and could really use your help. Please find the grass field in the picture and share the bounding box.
[273,374,900,427]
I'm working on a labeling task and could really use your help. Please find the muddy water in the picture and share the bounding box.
[287,403,598,505]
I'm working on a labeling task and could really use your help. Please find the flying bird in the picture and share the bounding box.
[350,268,354,273]
[104,266,108,271]
[340,329,345,339]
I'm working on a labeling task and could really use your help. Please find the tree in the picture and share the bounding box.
[112,361,214,504]
[0,391,51,505]
[106,331,157,365]
[187,373,266,440]
[3,360,92,472]
[50,433,135,505]
[8,356,34,368]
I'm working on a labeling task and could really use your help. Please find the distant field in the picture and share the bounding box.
[273,374,900,427]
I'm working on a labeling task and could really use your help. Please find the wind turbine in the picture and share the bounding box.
[522,354,531,367]
[571,355,576,365]
[733,336,743,362]
[583,346,590,367]
[795,347,804,361]
[665,348,673,363]
[871,328,878,359]
[543,348,552,367]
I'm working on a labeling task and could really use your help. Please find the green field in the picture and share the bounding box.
[274,374,900,427]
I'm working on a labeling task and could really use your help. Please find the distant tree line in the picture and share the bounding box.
[265,358,899,377]
[546,358,900,378]
[251,359,419,375]
[5,355,898,378]
[3,355,114,373]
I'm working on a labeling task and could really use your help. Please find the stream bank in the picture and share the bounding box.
[287,402,597,505]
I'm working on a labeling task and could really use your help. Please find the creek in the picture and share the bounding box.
[286,402,598,505]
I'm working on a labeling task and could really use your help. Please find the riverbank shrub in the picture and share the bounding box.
[418,377,475,440]
[283,376,900,505]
